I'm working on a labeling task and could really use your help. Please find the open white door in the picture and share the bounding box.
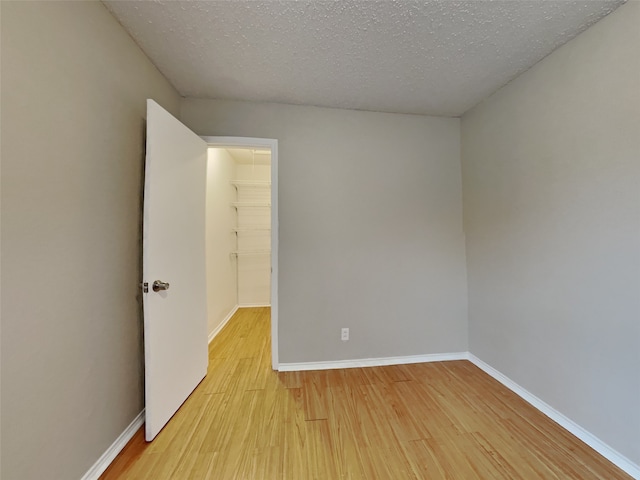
[143,100,208,441]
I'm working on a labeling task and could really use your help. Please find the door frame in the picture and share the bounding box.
[202,136,279,370]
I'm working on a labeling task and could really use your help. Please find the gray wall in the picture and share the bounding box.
[1,2,180,479]
[182,99,468,363]
[462,1,639,464]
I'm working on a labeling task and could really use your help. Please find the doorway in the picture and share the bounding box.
[202,137,278,370]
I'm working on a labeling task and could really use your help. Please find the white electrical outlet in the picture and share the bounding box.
[341,328,349,341]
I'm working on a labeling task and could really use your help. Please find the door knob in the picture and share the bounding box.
[152,280,170,292]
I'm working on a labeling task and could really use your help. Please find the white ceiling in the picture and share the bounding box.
[103,0,624,117]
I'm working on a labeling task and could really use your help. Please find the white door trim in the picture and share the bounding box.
[201,136,279,370]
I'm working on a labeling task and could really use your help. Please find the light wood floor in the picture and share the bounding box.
[101,307,631,479]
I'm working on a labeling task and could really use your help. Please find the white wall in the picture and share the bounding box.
[1,1,181,479]
[206,149,238,335]
[181,100,468,363]
[462,1,640,465]
[235,164,271,306]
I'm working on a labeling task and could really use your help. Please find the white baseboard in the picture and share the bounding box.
[278,352,468,372]
[238,303,271,308]
[208,305,239,344]
[80,409,145,480]
[468,354,640,480]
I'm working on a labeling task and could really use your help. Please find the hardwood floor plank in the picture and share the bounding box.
[100,307,633,480]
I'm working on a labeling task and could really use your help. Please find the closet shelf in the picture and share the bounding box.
[231,250,271,256]
[232,202,271,208]
[231,180,271,188]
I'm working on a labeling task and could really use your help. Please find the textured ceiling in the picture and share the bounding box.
[103,0,624,117]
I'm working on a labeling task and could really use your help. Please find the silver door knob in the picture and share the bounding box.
[152,280,170,292]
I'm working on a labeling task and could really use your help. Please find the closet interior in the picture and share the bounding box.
[205,147,271,335]
[231,149,271,306]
